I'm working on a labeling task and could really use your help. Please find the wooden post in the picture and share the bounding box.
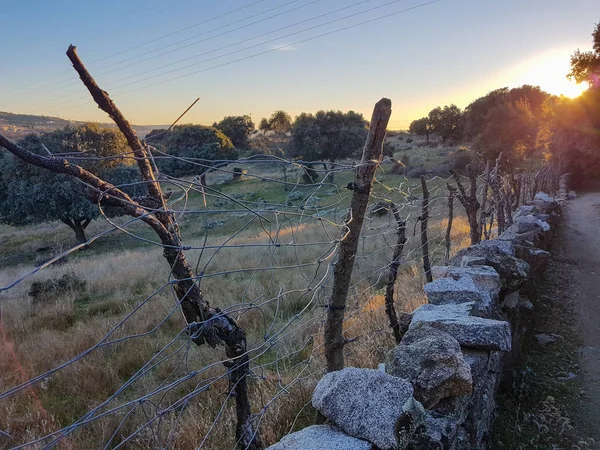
[420,176,433,283]
[324,98,391,372]
[444,190,454,266]
[384,203,407,344]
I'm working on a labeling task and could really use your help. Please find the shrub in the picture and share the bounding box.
[390,154,411,175]
[29,273,87,304]
[406,138,414,144]
[370,200,390,217]
[232,167,244,180]
[406,166,428,179]
[301,164,318,184]
[453,150,474,173]
[34,244,70,267]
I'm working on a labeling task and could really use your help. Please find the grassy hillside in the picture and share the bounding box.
[0,111,163,140]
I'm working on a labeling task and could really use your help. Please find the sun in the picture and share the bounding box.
[509,49,590,98]
[539,74,589,98]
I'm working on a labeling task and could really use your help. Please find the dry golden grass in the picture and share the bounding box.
[0,165,471,449]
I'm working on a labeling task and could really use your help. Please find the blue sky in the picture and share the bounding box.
[0,0,597,129]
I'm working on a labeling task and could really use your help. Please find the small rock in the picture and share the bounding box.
[567,191,577,199]
[287,191,304,201]
[386,323,473,409]
[534,192,555,203]
[265,425,372,450]
[534,333,564,346]
[312,368,423,450]
[502,291,520,309]
[556,372,577,381]
[518,297,534,310]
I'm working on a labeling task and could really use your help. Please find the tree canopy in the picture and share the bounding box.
[568,19,600,84]
[472,100,537,161]
[0,123,139,243]
[290,110,368,162]
[428,104,462,142]
[152,124,237,179]
[259,110,292,134]
[213,115,255,149]
[408,117,430,141]
[409,105,462,143]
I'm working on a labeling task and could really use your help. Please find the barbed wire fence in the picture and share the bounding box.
[0,51,559,450]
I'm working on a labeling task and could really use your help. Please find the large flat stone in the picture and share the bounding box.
[412,302,474,323]
[424,276,484,306]
[312,368,423,449]
[410,303,512,352]
[265,425,372,450]
[387,323,473,409]
[432,266,500,297]
[479,239,515,256]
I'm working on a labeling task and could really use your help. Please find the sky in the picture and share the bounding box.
[0,0,597,129]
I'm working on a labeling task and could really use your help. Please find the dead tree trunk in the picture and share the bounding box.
[478,161,491,241]
[490,156,506,235]
[420,176,433,283]
[449,165,481,245]
[324,98,391,372]
[0,45,263,450]
[384,204,407,344]
[444,190,454,266]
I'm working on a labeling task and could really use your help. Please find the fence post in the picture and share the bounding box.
[384,203,407,344]
[323,98,392,372]
[420,176,433,283]
[444,190,454,266]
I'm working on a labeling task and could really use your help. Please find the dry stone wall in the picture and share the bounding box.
[267,174,571,450]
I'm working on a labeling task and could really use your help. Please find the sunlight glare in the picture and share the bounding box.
[510,49,590,98]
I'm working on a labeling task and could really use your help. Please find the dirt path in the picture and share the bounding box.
[562,192,600,441]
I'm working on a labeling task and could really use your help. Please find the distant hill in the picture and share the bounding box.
[0,111,164,141]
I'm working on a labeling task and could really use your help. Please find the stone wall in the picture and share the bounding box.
[267,175,571,450]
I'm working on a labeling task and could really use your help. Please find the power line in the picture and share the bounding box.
[23,0,372,112]
[45,0,442,116]
[12,0,326,111]
[2,0,270,103]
